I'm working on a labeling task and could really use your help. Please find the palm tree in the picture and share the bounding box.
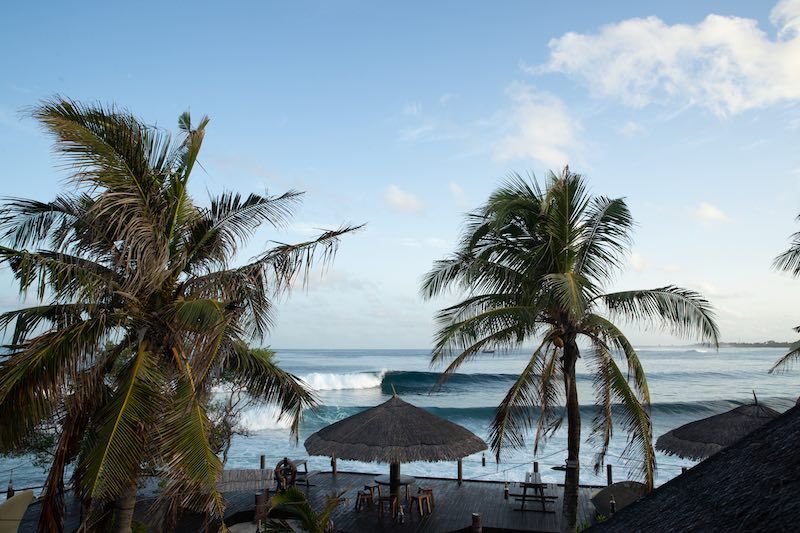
[770,220,800,371]
[263,486,344,533]
[0,98,360,532]
[421,168,718,532]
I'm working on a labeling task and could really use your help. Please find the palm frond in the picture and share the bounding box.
[0,247,122,304]
[222,345,316,439]
[430,306,541,369]
[582,314,650,403]
[542,272,594,320]
[531,344,564,454]
[488,336,562,461]
[575,196,632,284]
[0,315,114,431]
[80,342,163,501]
[182,190,304,273]
[600,286,719,346]
[588,342,655,489]
[773,226,800,277]
[769,344,800,373]
[158,379,226,519]
[0,303,89,345]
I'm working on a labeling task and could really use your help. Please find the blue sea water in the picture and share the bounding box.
[2,347,798,492]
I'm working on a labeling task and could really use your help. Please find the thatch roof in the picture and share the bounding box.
[655,403,779,460]
[591,481,647,517]
[590,405,800,532]
[304,395,487,463]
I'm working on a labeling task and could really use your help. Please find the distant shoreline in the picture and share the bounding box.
[690,341,796,348]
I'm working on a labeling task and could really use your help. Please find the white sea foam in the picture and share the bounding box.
[299,370,386,390]
[240,405,293,431]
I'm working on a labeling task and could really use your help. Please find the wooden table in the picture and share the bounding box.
[509,473,557,513]
[374,474,415,502]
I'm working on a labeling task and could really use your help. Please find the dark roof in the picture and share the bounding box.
[591,405,800,532]
[304,395,487,463]
[656,403,780,460]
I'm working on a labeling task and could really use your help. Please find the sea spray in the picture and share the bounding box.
[299,370,386,390]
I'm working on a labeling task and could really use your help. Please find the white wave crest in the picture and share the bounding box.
[300,370,386,390]
[240,405,293,431]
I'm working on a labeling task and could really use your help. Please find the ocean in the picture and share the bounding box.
[2,347,798,492]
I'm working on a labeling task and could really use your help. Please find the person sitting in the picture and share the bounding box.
[274,457,297,492]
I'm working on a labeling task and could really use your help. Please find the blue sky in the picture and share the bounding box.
[1,1,799,348]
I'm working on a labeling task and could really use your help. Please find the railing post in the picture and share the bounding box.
[470,512,482,533]
[260,455,266,470]
[606,464,613,486]
[681,466,688,474]
[533,461,539,473]
[331,453,337,476]
[255,491,268,523]
[457,459,463,486]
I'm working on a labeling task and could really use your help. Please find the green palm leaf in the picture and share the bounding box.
[600,286,719,345]
[223,345,316,439]
[80,342,162,502]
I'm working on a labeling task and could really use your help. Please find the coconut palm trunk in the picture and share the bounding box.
[562,338,581,533]
[112,479,137,533]
[422,168,718,533]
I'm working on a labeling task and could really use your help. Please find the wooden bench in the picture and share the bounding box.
[508,473,557,513]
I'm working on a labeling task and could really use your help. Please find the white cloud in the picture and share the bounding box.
[449,181,469,209]
[662,263,681,273]
[628,251,646,272]
[495,82,581,168]
[542,0,800,117]
[691,202,728,222]
[440,93,458,104]
[385,185,424,213]
[403,103,421,116]
[399,123,436,142]
[619,121,646,137]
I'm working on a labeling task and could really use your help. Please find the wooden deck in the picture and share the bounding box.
[219,472,600,533]
[18,471,600,532]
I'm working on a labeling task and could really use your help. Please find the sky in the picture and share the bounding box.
[1,1,800,348]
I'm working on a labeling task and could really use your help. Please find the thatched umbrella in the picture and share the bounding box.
[656,400,779,460]
[304,395,487,500]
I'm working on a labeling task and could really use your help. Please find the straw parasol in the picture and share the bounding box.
[655,399,779,460]
[304,395,487,499]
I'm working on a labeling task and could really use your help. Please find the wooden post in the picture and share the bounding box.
[681,467,688,474]
[254,491,268,523]
[260,455,266,470]
[481,452,486,467]
[390,461,401,502]
[471,512,482,533]
[606,464,613,486]
[533,461,539,473]
[457,459,463,486]
[331,453,337,476]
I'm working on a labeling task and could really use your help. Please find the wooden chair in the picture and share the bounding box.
[363,483,379,501]
[409,492,432,516]
[417,487,435,508]
[355,490,373,511]
[377,494,398,519]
